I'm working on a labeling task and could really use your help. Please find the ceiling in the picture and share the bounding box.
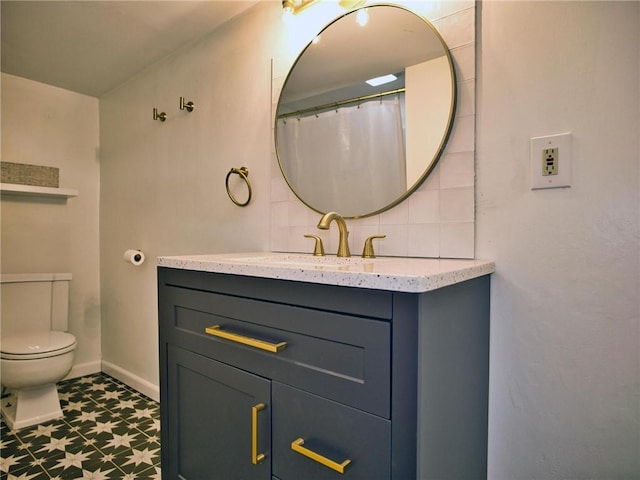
[279,5,447,113]
[1,1,257,97]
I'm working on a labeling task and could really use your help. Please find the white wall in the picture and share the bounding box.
[98,3,279,397]
[1,73,102,378]
[476,2,639,478]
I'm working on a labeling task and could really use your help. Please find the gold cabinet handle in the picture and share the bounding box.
[291,437,351,474]
[252,403,266,465]
[205,325,287,353]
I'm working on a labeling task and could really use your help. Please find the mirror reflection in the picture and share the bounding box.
[275,5,456,218]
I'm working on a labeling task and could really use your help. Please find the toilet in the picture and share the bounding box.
[0,273,77,430]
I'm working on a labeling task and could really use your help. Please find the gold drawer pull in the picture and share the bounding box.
[291,437,351,474]
[252,403,266,465]
[205,325,287,353]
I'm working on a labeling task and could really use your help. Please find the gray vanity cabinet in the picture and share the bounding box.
[158,267,490,480]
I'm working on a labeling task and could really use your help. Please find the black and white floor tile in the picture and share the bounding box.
[0,373,160,479]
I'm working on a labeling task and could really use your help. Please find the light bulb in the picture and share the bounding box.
[282,7,294,24]
[282,0,294,23]
[356,8,369,26]
[366,74,397,87]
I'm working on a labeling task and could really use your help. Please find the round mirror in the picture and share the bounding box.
[275,4,456,218]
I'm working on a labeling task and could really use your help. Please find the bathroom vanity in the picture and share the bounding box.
[158,253,494,479]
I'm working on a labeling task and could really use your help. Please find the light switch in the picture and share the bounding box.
[530,133,572,189]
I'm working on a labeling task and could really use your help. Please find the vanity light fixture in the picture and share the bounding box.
[338,0,367,9]
[282,0,366,20]
[282,0,319,18]
[365,74,397,87]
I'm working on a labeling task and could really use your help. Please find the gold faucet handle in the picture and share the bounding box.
[304,235,325,256]
[362,235,386,258]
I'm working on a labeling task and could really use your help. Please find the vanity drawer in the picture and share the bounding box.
[161,283,391,417]
[272,382,390,480]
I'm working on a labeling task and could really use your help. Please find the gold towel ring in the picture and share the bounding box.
[225,167,252,207]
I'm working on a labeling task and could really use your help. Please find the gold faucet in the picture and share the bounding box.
[362,235,386,258]
[304,234,325,256]
[317,212,351,257]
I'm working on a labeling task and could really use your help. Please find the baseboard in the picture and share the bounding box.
[65,360,101,380]
[101,360,160,402]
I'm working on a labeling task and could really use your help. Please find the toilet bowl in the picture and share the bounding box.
[1,331,76,430]
[0,273,76,430]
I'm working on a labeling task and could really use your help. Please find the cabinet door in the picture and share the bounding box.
[272,382,391,480]
[164,345,271,480]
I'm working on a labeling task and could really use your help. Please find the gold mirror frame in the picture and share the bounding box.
[275,4,456,219]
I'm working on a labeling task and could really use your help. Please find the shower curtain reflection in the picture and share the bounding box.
[277,97,406,217]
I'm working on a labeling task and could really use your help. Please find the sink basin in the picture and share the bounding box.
[224,253,384,268]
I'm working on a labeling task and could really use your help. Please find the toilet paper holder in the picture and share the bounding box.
[123,249,145,266]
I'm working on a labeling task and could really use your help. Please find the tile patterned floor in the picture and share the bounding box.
[0,373,160,479]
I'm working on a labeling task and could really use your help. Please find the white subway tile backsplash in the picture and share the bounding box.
[408,190,440,224]
[271,201,289,227]
[273,228,306,254]
[436,6,475,48]
[419,162,441,191]
[408,223,440,258]
[270,149,281,177]
[379,224,409,257]
[271,177,290,202]
[287,187,300,203]
[271,225,289,251]
[440,151,475,189]
[288,200,312,226]
[440,222,474,258]
[450,43,476,81]
[380,201,409,225]
[440,1,475,18]
[441,187,475,222]
[446,114,475,153]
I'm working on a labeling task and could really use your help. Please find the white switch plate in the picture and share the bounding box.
[530,133,572,189]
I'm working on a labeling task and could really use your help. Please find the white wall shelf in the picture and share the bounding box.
[0,183,78,198]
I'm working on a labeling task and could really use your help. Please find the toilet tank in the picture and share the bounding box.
[0,273,72,336]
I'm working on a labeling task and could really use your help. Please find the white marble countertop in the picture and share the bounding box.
[157,252,494,293]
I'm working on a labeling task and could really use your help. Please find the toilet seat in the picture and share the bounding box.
[1,332,76,360]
